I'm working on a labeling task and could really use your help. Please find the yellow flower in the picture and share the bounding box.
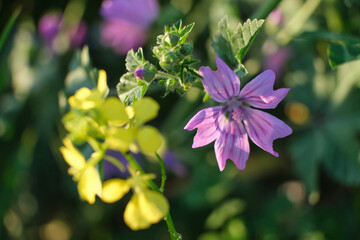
[68,69,109,110]
[124,189,169,230]
[105,97,162,154]
[59,138,101,204]
[100,168,169,230]
[99,97,129,126]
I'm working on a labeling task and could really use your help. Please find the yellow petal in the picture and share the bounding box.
[124,194,151,230]
[125,106,135,119]
[106,127,134,152]
[97,69,109,96]
[138,190,169,223]
[68,88,101,110]
[78,166,102,204]
[133,97,159,126]
[60,138,86,169]
[136,126,162,154]
[101,179,131,203]
[100,97,128,125]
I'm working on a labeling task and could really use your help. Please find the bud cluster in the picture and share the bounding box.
[152,20,200,95]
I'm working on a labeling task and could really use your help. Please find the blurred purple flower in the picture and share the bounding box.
[263,46,291,77]
[185,57,292,171]
[100,0,159,55]
[163,151,188,177]
[38,11,87,53]
[267,8,284,26]
[103,150,130,180]
[38,12,62,49]
[68,21,88,49]
[262,40,292,77]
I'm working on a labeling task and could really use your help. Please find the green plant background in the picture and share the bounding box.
[1,0,360,239]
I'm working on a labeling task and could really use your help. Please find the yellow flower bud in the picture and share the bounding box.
[101,179,131,203]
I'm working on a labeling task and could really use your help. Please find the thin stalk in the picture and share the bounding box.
[276,0,322,45]
[126,153,159,192]
[155,152,167,193]
[0,7,22,53]
[156,71,177,80]
[125,153,181,240]
[104,155,125,171]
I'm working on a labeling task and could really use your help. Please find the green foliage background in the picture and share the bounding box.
[1,0,360,239]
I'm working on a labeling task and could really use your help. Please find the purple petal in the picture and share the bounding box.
[214,116,250,171]
[100,0,158,29]
[68,21,87,49]
[238,70,290,109]
[38,12,62,48]
[103,149,130,180]
[199,56,240,103]
[100,20,147,55]
[184,106,222,148]
[242,107,292,157]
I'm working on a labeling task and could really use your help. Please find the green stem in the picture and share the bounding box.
[251,0,282,20]
[87,137,101,152]
[87,149,105,166]
[165,213,182,240]
[156,71,177,80]
[155,152,167,193]
[104,155,125,171]
[126,153,159,192]
[125,153,181,240]
[0,7,21,53]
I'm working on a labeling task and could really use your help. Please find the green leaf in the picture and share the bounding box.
[290,130,325,193]
[125,48,145,72]
[211,17,264,76]
[212,17,237,67]
[323,95,360,185]
[179,22,195,43]
[116,73,148,105]
[125,48,157,83]
[322,136,360,185]
[299,31,360,44]
[232,18,265,61]
[212,17,264,63]
[0,7,21,53]
[328,42,360,68]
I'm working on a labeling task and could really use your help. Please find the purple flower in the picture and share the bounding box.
[68,21,88,49]
[268,8,284,26]
[163,150,188,177]
[38,11,87,53]
[38,12,63,49]
[100,0,159,55]
[184,57,292,171]
[134,67,146,79]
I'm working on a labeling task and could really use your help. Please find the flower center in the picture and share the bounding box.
[231,108,243,122]
[223,99,245,123]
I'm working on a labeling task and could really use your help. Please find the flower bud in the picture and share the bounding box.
[180,42,193,55]
[159,52,178,71]
[134,67,146,79]
[163,32,179,47]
